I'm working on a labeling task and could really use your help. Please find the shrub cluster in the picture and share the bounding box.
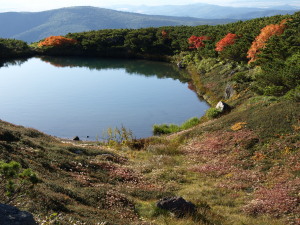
[38,36,77,47]
[0,161,38,204]
[153,117,200,135]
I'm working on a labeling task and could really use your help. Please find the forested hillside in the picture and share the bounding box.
[0,39,33,59]
[37,13,288,57]
[0,6,235,43]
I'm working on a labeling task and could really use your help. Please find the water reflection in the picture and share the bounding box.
[0,58,28,68]
[39,56,191,83]
[0,57,209,139]
[39,56,206,102]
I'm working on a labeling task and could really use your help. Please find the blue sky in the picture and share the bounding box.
[0,0,299,12]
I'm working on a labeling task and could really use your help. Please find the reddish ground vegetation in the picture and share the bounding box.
[244,178,300,217]
[182,124,300,220]
[183,129,258,160]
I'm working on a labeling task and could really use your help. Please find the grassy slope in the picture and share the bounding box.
[0,57,298,224]
[0,120,176,224]
[131,61,299,224]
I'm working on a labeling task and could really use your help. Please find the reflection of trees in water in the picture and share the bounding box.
[1,56,203,101]
[0,58,28,68]
[39,56,191,83]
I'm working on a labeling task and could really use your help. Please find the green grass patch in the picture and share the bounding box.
[205,107,222,119]
[153,117,200,135]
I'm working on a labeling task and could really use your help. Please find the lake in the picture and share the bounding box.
[0,57,209,140]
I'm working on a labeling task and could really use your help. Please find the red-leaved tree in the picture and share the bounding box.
[247,20,286,63]
[215,33,238,52]
[38,36,77,47]
[161,30,168,38]
[188,35,210,49]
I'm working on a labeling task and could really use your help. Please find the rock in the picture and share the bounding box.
[229,70,236,76]
[0,204,37,225]
[215,101,231,113]
[73,136,80,141]
[157,196,196,217]
[224,83,235,99]
[177,61,185,69]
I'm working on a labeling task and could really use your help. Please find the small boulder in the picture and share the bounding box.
[0,204,37,225]
[215,101,231,113]
[157,196,196,217]
[224,83,235,99]
[177,61,185,69]
[73,136,80,141]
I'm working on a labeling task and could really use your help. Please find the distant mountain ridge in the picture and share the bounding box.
[112,3,299,20]
[0,6,236,43]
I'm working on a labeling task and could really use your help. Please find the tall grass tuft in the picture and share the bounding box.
[102,125,134,145]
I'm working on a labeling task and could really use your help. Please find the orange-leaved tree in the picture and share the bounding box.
[215,33,238,52]
[188,35,210,49]
[38,36,77,47]
[161,30,168,38]
[247,20,286,63]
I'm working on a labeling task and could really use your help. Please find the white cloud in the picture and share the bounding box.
[0,0,230,12]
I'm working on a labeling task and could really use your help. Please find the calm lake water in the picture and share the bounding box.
[0,57,209,140]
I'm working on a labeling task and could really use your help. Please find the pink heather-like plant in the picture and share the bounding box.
[110,167,140,183]
[191,158,235,177]
[244,178,300,217]
[219,169,264,190]
[183,130,258,162]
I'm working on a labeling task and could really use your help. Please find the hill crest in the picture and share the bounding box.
[0,6,235,43]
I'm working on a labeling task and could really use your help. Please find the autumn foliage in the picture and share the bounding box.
[215,33,238,52]
[38,36,77,47]
[247,20,286,63]
[188,35,210,49]
[161,30,168,38]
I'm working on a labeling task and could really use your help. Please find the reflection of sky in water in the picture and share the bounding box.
[0,57,209,140]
